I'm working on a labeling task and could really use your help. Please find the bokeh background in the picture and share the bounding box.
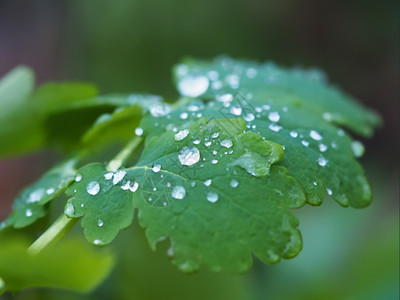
[0,0,398,299]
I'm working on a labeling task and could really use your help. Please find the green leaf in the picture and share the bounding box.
[1,157,78,229]
[0,237,114,294]
[64,163,135,246]
[66,118,305,272]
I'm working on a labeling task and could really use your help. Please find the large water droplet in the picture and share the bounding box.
[65,202,75,215]
[87,181,100,195]
[152,164,161,173]
[135,127,143,136]
[175,129,190,141]
[268,112,280,122]
[171,185,186,199]
[27,189,45,203]
[113,171,127,185]
[178,146,200,166]
[178,76,209,97]
[207,192,219,203]
[220,139,233,148]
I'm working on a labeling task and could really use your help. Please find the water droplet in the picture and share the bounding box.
[93,239,102,245]
[135,127,143,136]
[230,179,239,188]
[193,139,201,145]
[121,181,139,192]
[317,156,328,167]
[152,163,162,173]
[65,202,74,215]
[178,76,209,97]
[212,150,218,155]
[25,209,33,217]
[246,67,257,78]
[216,93,233,103]
[75,174,82,182]
[301,140,310,147]
[337,129,345,136]
[180,112,188,120]
[290,131,298,138]
[322,112,334,121]
[104,172,113,180]
[175,129,190,141]
[87,181,100,195]
[46,188,55,195]
[226,74,239,88]
[204,179,212,186]
[268,112,280,122]
[319,144,328,152]
[98,219,104,227]
[207,191,219,203]
[220,139,233,148]
[171,185,186,199]
[326,188,333,195]
[150,104,171,117]
[244,112,255,122]
[178,146,200,166]
[230,105,242,116]
[269,124,282,132]
[113,170,127,185]
[80,203,84,208]
[27,189,45,203]
[205,141,212,147]
[310,130,323,141]
[351,141,365,157]
[208,70,219,80]
[211,132,219,139]
[262,104,271,110]
[313,181,318,186]
[211,159,218,164]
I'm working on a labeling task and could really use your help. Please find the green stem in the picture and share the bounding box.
[28,135,144,255]
[27,214,78,255]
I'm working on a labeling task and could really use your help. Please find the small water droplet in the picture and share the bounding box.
[152,163,162,173]
[220,139,233,148]
[317,156,328,167]
[135,127,143,136]
[46,188,55,195]
[244,112,255,122]
[208,70,219,80]
[319,144,328,152]
[211,159,218,164]
[193,139,201,145]
[27,189,45,203]
[269,124,282,132]
[175,129,190,141]
[290,131,298,138]
[207,191,219,203]
[313,181,318,186]
[204,179,212,186]
[180,112,188,120]
[226,74,240,88]
[351,141,365,157]
[87,181,100,195]
[326,188,333,195]
[178,76,209,97]
[171,185,186,199]
[178,146,200,166]
[301,140,310,147]
[337,129,345,136]
[205,141,212,147]
[93,239,102,245]
[246,67,257,78]
[75,174,82,182]
[98,219,104,227]
[230,179,239,188]
[268,112,280,122]
[121,181,139,192]
[230,105,242,116]
[25,209,33,217]
[310,130,323,141]
[104,172,113,180]
[211,132,219,139]
[262,104,271,110]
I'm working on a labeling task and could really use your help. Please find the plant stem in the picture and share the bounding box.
[107,136,143,171]
[27,135,144,255]
[27,214,78,255]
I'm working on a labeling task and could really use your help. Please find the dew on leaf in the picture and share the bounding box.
[204,179,212,186]
[175,129,190,141]
[171,185,186,200]
[208,70,219,80]
[317,156,328,167]
[326,188,333,195]
[121,181,139,192]
[230,179,239,188]
[290,131,298,138]
[87,181,100,195]
[268,112,280,122]
[150,104,171,117]
[193,139,201,145]
[269,124,282,132]
[310,130,323,141]
[180,112,188,120]
[211,132,219,139]
[25,209,33,217]
[301,140,309,147]
[27,189,45,203]
[216,93,233,103]
[220,139,233,148]
[113,171,127,185]
[207,191,219,203]
[152,163,162,173]
[98,219,104,227]
[246,67,257,78]
[226,74,239,88]
[351,141,365,157]
[135,127,143,136]
[319,144,328,152]
[178,146,200,166]
[211,159,219,164]
[205,141,212,147]
[244,113,255,122]
[75,174,82,182]
[65,202,74,215]
[230,105,242,116]
[104,172,113,180]
[93,239,102,245]
[178,75,209,97]
[46,188,55,195]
